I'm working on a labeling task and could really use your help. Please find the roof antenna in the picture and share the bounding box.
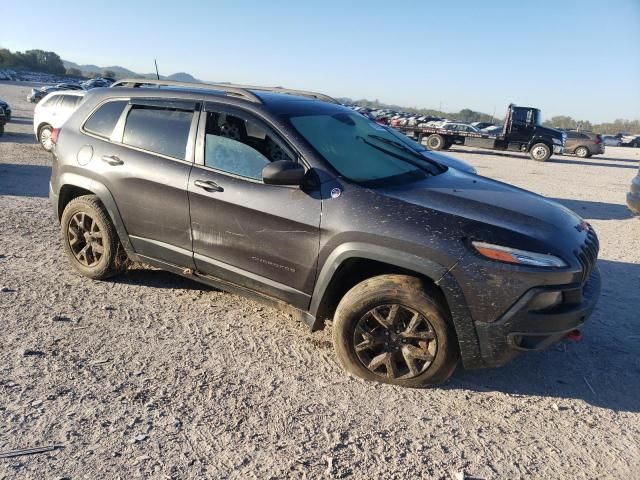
[154,59,160,80]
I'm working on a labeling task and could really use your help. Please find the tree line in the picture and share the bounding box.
[0,48,66,75]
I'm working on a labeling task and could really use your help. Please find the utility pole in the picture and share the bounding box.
[154,59,160,80]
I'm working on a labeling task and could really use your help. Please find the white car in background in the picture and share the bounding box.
[33,90,86,151]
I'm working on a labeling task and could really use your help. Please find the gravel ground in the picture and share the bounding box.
[1,82,639,479]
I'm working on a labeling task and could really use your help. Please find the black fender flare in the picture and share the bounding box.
[309,243,485,369]
[56,172,138,259]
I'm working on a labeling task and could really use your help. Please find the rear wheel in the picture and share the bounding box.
[332,275,459,387]
[60,195,128,280]
[575,146,589,158]
[426,134,446,151]
[530,143,551,162]
[38,124,53,151]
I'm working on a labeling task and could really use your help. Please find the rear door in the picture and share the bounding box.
[83,97,199,267]
[188,102,321,309]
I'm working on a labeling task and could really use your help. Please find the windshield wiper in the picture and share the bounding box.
[356,135,429,173]
[367,134,425,158]
[364,134,444,173]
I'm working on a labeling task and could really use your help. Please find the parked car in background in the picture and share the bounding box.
[471,122,495,130]
[0,98,11,122]
[33,91,86,151]
[627,164,640,214]
[602,135,622,147]
[28,83,84,103]
[81,77,114,90]
[0,99,9,135]
[621,135,640,148]
[564,131,604,158]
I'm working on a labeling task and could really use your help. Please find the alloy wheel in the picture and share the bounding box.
[40,127,53,151]
[353,304,438,379]
[67,212,104,267]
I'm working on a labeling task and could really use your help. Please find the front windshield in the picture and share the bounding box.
[287,111,440,185]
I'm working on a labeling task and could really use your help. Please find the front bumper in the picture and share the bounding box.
[553,145,564,154]
[473,266,601,367]
[627,172,640,214]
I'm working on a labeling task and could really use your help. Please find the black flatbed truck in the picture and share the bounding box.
[396,104,565,162]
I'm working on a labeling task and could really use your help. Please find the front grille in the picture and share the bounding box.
[575,227,599,284]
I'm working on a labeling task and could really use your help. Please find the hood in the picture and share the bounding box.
[535,125,563,140]
[0,100,8,108]
[378,168,585,255]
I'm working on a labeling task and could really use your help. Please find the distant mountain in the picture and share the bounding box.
[62,60,200,82]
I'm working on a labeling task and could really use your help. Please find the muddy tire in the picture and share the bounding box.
[332,275,459,388]
[575,146,589,158]
[426,134,446,151]
[60,195,128,280]
[530,143,551,162]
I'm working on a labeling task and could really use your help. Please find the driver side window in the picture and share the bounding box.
[203,110,292,180]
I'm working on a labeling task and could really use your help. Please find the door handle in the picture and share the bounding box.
[101,154,124,166]
[194,179,224,193]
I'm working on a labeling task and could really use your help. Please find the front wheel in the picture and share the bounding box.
[332,275,459,387]
[530,143,551,162]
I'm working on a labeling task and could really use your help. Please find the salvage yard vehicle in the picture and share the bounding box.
[0,99,10,135]
[563,131,605,158]
[396,104,566,162]
[33,90,86,151]
[628,164,640,215]
[48,79,600,387]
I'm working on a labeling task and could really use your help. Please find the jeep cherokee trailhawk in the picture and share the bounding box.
[48,79,600,387]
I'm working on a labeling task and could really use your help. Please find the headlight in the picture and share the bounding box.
[472,241,567,267]
[553,137,563,145]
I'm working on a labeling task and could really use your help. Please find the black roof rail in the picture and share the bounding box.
[111,78,340,104]
[223,84,340,104]
[111,78,262,103]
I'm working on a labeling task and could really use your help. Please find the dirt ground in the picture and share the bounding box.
[1,82,639,479]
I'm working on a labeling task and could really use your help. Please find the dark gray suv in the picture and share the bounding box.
[49,79,600,387]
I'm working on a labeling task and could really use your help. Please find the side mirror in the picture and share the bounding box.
[262,160,306,186]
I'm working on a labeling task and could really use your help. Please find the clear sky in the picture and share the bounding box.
[2,0,639,122]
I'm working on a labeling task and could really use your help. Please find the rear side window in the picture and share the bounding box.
[84,100,128,138]
[40,95,61,108]
[60,95,81,109]
[123,106,193,160]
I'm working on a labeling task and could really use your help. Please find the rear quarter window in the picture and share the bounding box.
[122,106,193,160]
[83,100,128,138]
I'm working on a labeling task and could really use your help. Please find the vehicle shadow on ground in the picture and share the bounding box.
[114,268,215,292]
[447,148,527,161]
[550,197,634,220]
[0,163,50,197]
[0,132,37,145]
[448,259,640,412]
[449,148,638,166]
[551,158,638,169]
[6,117,33,125]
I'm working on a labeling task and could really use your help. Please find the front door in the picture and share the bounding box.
[188,103,321,309]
